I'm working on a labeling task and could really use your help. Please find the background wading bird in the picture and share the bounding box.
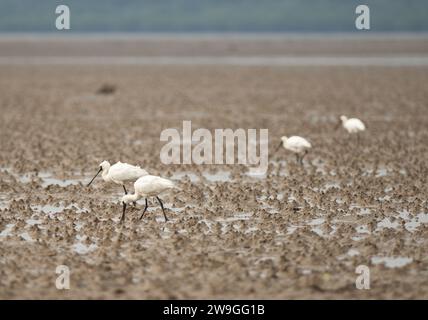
[274,136,312,165]
[121,175,176,223]
[337,115,366,133]
[87,160,148,194]
[336,115,366,143]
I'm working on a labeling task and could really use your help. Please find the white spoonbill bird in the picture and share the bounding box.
[121,175,176,223]
[338,115,366,134]
[87,161,148,194]
[274,136,312,165]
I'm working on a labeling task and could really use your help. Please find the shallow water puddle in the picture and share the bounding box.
[308,218,327,236]
[20,232,36,243]
[394,209,428,232]
[72,235,98,254]
[285,218,333,237]
[260,203,279,214]
[321,181,340,191]
[243,171,267,179]
[371,256,413,268]
[308,218,325,226]
[216,212,253,223]
[2,167,90,188]
[31,203,89,217]
[286,226,298,235]
[26,218,43,226]
[170,171,200,183]
[363,166,390,177]
[376,218,400,231]
[403,212,428,232]
[31,204,65,215]
[356,208,372,216]
[0,194,10,209]
[375,168,389,177]
[0,223,15,238]
[337,248,360,260]
[195,212,258,234]
[355,225,370,234]
[74,221,85,231]
[347,249,360,257]
[39,171,88,187]
[72,242,98,255]
[349,204,372,211]
[378,195,392,202]
[202,170,232,182]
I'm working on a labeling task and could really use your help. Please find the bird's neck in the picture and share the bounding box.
[101,167,110,181]
[126,193,140,202]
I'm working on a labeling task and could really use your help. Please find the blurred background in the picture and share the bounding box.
[0,0,427,63]
[0,0,427,33]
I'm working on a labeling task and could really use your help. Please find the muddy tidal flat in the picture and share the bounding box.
[0,56,428,298]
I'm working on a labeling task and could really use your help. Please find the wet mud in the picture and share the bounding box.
[0,64,427,299]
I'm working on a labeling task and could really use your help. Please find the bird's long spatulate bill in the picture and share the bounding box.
[87,167,102,186]
[273,141,283,153]
[334,120,341,130]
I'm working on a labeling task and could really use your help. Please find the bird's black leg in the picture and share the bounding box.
[156,196,169,222]
[139,198,149,220]
[121,202,126,223]
[295,153,300,164]
[300,150,308,165]
[122,185,128,195]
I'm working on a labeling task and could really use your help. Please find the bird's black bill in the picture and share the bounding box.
[273,141,283,154]
[87,167,102,187]
[334,120,341,130]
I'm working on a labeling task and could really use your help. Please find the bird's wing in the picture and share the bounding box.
[109,163,148,181]
[350,119,365,130]
[139,176,174,194]
[290,136,311,148]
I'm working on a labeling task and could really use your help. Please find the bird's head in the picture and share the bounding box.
[99,160,110,171]
[273,136,287,154]
[87,160,110,187]
[122,194,135,204]
[334,115,347,130]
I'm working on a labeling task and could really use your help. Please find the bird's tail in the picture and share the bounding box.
[172,184,183,192]
[166,180,182,192]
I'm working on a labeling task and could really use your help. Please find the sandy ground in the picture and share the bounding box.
[1,34,428,57]
[0,57,427,299]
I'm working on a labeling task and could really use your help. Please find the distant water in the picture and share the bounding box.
[1,32,428,40]
[1,55,428,66]
[1,32,427,66]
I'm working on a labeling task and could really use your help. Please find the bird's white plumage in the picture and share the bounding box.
[134,175,175,197]
[106,162,148,184]
[122,175,175,203]
[101,161,148,185]
[340,116,366,134]
[281,136,312,154]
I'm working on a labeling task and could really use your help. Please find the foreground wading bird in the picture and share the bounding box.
[87,161,148,194]
[121,175,176,223]
[274,136,312,165]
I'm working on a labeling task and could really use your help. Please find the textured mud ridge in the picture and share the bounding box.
[0,65,427,299]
